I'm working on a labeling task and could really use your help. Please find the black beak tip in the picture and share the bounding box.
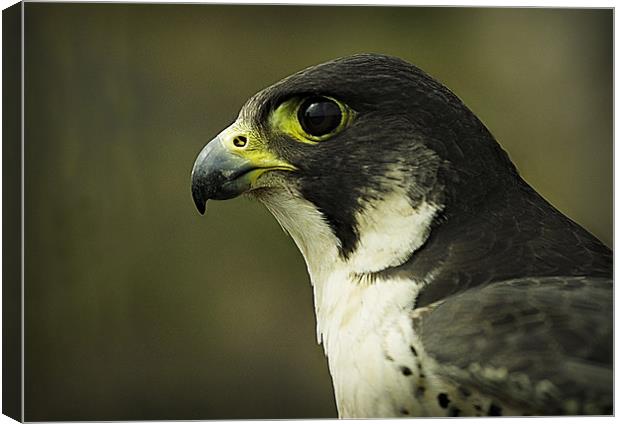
[192,183,207,215]
[195,200,206,215]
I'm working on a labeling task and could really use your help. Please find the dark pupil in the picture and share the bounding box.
[298,97,342,137]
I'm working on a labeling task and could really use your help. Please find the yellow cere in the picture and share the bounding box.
[269,96,354,144]
[219,122,297,184]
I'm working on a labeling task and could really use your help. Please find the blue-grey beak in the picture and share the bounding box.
[191,137,255,215]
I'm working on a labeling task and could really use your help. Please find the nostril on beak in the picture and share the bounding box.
[233,135,248,148]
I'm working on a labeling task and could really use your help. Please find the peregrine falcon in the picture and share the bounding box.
[191,54,612,417]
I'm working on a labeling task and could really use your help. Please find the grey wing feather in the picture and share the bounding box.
[415,276,612,415]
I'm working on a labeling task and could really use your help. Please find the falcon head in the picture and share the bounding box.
[191,54,517,270]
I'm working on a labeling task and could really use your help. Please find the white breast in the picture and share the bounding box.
[258,189,440,417]
[318,272,425,417]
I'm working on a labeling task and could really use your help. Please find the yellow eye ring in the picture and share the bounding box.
[297,96,343,138]
[270,95,354,144]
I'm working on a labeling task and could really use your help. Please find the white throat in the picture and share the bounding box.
[347,192,437,274]
[259,188,438,417]
[260,189,438,337]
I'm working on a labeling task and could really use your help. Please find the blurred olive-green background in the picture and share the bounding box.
[23,4,612,420]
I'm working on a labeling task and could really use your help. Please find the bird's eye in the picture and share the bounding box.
[269,95,353,144]
[297,97,343,137]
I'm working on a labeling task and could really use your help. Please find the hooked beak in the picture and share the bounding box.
[191,128,295,215]
[191,137,253,214]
